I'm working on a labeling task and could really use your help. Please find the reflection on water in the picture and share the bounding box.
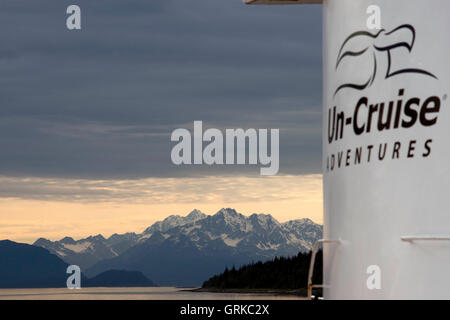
[0,287,306,300]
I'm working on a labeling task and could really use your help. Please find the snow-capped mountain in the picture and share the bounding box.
[139,209,207,241]
[33,209,209,270]
[34,234,122,270]
[34,208,322,286]
[150,208,321,256]
[87,208,322,286]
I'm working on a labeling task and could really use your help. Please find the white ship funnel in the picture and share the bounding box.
[247,0,450,299]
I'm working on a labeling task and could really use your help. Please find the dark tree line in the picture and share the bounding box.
[202,250,322,289]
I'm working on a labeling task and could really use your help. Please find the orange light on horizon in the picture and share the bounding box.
[0,174,323,244]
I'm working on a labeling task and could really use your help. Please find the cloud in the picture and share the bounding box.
[0,174,323,242]
[0,0,322,179]
[0,174,322,204]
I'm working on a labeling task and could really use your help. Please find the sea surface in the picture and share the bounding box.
[0,287,306,300]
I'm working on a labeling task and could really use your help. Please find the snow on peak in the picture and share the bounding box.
[216,208,238,216]
[290,218,314,225]
[282,218,316,229]
[250,214,279,228]
[221,234,243,247]
[142,210,207,236]
[62,241,92,253]
[215,208,243,223]
[256,242,280,251]
[186,209,206,220]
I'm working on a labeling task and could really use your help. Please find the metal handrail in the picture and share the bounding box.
[306,235,450,299]
[401,236,450,242]
[307,238,341,300]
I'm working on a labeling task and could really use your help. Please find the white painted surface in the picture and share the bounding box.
[323,0,450,299]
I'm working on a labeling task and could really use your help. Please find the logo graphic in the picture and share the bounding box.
[334,24,437,97]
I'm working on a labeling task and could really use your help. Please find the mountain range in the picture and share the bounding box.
[33,209,208,271]
[34,208,322,286]
[0,240,155,288]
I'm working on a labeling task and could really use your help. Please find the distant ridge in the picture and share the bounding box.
[0,240,157,288]
[34,209,208,270]
[0,240,69,288]
[87,208,322,286]
[33,208,322,286]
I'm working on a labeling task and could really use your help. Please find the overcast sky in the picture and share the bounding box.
[0,1,323,241]
[0,0,322,179]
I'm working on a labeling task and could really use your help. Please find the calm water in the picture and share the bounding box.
[0,287,306,300]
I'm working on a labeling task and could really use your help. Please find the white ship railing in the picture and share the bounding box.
[307,238,341,300]
[401,236,450,242]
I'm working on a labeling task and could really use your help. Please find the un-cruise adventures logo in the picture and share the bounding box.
[334,24,437,97]
[326,23,444,172]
